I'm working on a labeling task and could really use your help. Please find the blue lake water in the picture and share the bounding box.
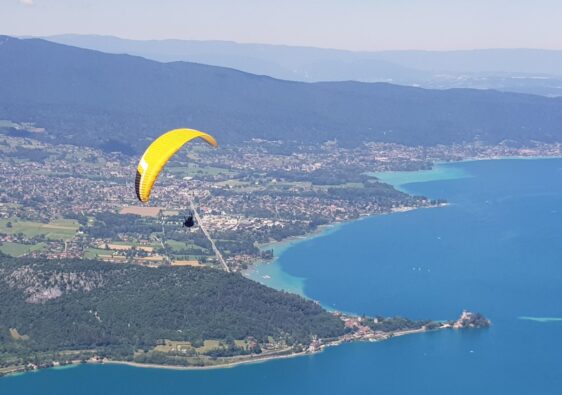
[2,158,562,394]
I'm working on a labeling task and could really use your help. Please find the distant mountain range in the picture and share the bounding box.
[1,35,562,153]
[43,34,562,97]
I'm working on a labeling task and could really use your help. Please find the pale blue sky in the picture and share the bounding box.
[1,0,561,50]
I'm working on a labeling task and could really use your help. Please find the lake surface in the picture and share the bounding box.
[3,158,562,394]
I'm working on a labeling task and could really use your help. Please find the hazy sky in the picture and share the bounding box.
[1,0,561,51]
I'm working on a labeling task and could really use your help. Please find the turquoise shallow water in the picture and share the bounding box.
[246,223,343,296]
[3,158,562,394]
[372,162,471,192]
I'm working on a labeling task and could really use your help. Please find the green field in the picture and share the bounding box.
[0,242,45,257]
[0,218,79,241]
[195,340,222,353]
[165,239,202,252]
[84,248,112,259]
[195,339,249,353]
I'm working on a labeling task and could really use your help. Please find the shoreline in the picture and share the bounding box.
[0,307,492,379]
[2,154,520,381]
[243,202,446,297]
[255,220,347,257]
[0,323,447,378]
[242,220,350,296]
[103,349,311,371]
[103,324,440,371]
[438,154,562,164]
[242,152,522,289]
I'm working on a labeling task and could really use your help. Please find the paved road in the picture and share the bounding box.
[190,201,230,273]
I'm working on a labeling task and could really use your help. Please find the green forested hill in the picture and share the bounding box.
[0,256,344,366]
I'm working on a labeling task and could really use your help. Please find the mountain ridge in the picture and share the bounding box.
[2,36,562,153]
[40,34,562,97]
[45,34,562,75]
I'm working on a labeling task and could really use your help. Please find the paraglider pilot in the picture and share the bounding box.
[183,212,195,228]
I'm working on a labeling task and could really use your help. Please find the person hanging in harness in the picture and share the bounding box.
[183,210,195,228]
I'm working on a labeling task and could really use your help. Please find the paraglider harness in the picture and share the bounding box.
[183,210,195,228]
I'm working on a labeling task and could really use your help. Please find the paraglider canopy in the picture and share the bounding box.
[134,128,218,203]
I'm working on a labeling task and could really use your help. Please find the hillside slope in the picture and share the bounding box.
[0,256,344,366]
[2,36,562,152]
[43,35,562,96]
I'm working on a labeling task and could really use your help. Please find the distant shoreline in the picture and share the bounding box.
[441,154,562,164]
[246,153,543,271]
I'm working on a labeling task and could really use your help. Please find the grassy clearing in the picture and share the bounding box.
[49,218,79,228]
[0,242,45,257]
[195,340,222,353]
[105,244,154,252]
[0,218,78,240]
[165,239,201,252]
[9,328,29,341]
[234,340,249,348]
[154,340,194,354]
[84,248,113,259]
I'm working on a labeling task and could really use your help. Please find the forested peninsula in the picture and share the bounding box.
[0,255,489,376]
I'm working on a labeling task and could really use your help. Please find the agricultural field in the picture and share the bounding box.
[0,241,45,257]
[120,206,162,217]
[84,247,110,259]
[165,239,203,252]
[0,218,78,241]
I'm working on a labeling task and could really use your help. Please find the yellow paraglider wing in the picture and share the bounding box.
[135,128,218,202]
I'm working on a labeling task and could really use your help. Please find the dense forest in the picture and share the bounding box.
[2,36,562,154]
[0,255,344,367]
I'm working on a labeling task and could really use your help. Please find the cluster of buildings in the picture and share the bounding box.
[2,133,560,270]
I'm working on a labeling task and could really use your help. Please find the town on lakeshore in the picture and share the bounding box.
[2,4,562,391]
[0,122,539,378]
[1,122,561,273]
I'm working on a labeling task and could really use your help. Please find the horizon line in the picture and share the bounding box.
[14,33,562,54]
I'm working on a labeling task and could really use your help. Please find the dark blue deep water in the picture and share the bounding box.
[2,159,562,394]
